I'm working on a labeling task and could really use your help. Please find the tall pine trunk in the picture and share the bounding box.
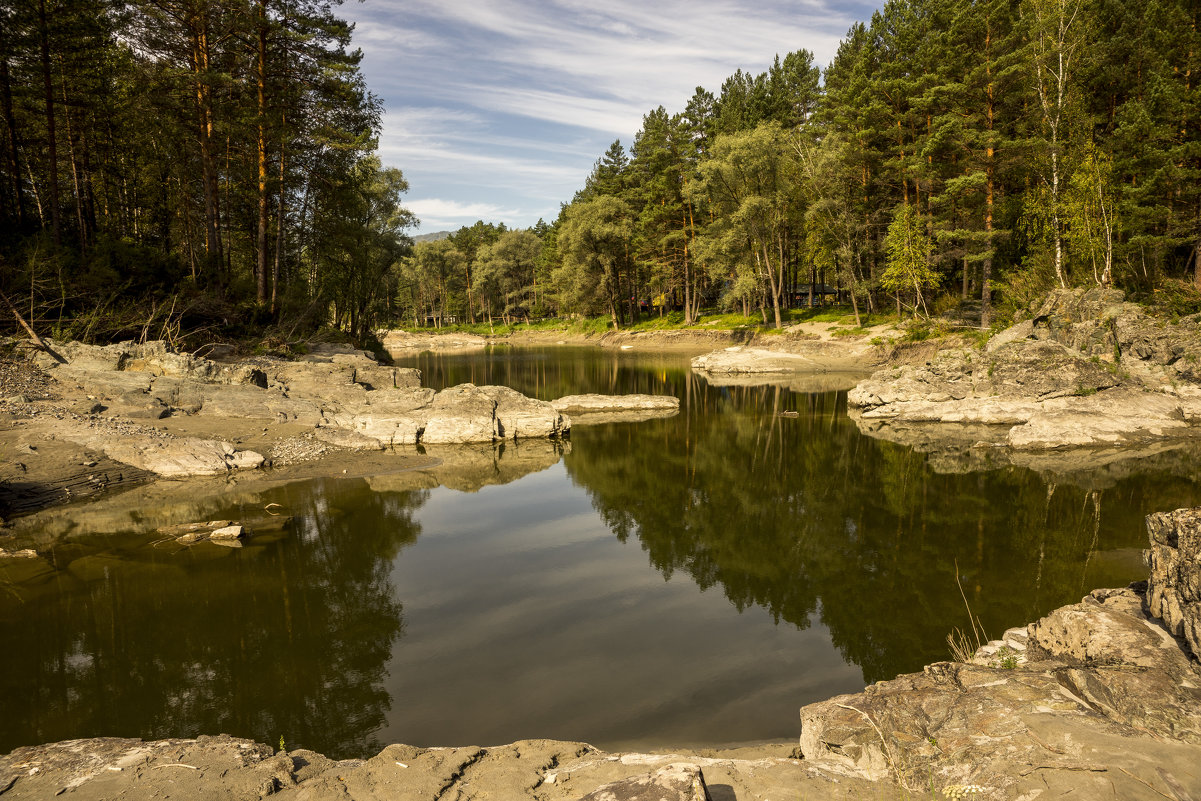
[255,0,270,304]
[38,0,61,248]
[190,9,221,269]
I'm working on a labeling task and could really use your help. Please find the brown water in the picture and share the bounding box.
[2,346,1197,759]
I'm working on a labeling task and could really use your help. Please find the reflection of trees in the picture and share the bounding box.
[566,376,1201,684]
[394,345,688,399]
[0,479,426,760]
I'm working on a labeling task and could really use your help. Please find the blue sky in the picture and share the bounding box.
[350,1,881,235]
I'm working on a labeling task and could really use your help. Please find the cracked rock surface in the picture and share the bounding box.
[798,504,1201,801]
[848,288,1201,456]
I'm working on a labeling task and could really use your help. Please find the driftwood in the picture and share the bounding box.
[0,285,65,364]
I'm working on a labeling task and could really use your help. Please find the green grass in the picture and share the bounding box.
[385,304,903,337]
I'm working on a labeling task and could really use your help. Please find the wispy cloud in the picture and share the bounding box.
[406,198,533,232]
[353,0,875,233]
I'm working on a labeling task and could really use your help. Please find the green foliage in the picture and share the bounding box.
[8,0,1201,342]
[0,0,405,344]
[883,204,938,316]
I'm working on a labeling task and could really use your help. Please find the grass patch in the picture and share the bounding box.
[385,303,903,337]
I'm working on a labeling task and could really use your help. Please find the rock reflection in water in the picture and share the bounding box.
[371,440,569,494]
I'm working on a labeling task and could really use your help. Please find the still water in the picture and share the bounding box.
[2,346,1198,759]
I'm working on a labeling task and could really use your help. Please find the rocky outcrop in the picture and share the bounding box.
[692,344,868,375]
[16,340,570,477]
[849,289,1201,452]
[381,329,489,355]
[1145,507,1201,659]
[799,584,1201,799]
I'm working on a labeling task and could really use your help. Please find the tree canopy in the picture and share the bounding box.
[0,0,414,343]
[3,0,1199,341]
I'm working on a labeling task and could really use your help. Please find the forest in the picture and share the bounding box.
[0,0,409,343]
[2,0,1199,345]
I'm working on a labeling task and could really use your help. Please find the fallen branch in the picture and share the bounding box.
[1017,763,1107,776]
[0,286,64,363]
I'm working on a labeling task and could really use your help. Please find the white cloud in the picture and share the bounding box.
[351,0,873,233]
[406,198,534,232]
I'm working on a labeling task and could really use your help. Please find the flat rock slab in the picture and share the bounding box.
[8,341,572,490]
[381,330,489,354]
[692,346,857,374]
[552,394,680,413]
[0,739,894,801]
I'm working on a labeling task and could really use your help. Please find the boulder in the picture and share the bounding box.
[193,383,325,425]
[208,524,244,540]
[422,384,500,443]
[482,385,569,439]
[354,365,421,390]
[34,340,267,387]
[552,394,679,414]
[313,426,385,451]
[96,436,240,478]
[1145,507,1201,659]
[297,342,376,364]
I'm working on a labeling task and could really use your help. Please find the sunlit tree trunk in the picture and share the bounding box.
[1027,0,1081,289]
[255,0,270,303]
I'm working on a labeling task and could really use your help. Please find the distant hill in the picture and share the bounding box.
[413,230,452,243]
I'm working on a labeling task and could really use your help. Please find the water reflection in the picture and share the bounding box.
[400,346,1201,682]
[0,479,424,759]
[2,347,1199,758]
[564,385,1197,682]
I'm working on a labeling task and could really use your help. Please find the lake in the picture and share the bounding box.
[2,345,1197,760]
